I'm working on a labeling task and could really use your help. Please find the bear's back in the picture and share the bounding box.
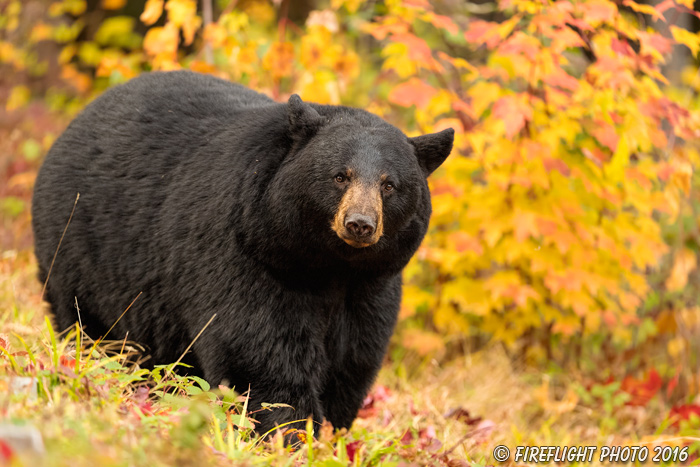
[32,72,283,335]
[96,70,273,114]
[64,71,273,141]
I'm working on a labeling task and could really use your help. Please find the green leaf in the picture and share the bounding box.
[1,197,25,218]
[21,139,41,161]
[94,16,141,49]
[189,376,210,392]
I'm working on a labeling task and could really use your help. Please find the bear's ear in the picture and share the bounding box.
[409,128,455,177]
[288,94,324,141]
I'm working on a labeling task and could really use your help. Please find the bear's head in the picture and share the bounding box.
[265,95,454,273]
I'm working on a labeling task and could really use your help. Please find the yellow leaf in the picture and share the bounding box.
[300,26,331,69]
[467,81,500,118]
[203,23,227,49]
[381,42,416,78]
[434,304,470,333]
[94,16,136,47]
[622,0,663,20]
[331,0,363,13]
[141,0,163,26]
[166,0,201,45]
[671,26,700,57]
[241,1,275,23]
[6,85,30,111]
[443,277,489,315]
[667,336,686,358]
[606,134,629,182]
[666,248,697,291]
[298,70,340,104]
[399,285,434,320]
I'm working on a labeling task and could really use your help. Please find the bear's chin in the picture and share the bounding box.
[340,237,376,248]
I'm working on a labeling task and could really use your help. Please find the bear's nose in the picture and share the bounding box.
[345,214,375,239]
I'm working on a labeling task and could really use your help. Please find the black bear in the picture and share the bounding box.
[32,71,453,436]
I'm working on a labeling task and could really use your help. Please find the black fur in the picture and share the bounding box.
[32,71,453,436]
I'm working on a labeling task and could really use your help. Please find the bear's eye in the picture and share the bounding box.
[384,182,395,192]
[334,173,347,184]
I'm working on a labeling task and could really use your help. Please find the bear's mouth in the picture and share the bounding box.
[340,236,375,248]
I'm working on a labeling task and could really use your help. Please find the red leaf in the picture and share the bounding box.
[357,384,392,418]
[667,372,680,399]
[388,78,437,109]
[611,38,634,57]
[346,440,363,462]
[621,369,662,406]
[669,404,700,426]
[59,355,75,368]
[0,440,13,461]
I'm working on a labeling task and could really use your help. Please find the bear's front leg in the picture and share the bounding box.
[321,276,401,430]
[245,378,325,440]
[189,300,327,441]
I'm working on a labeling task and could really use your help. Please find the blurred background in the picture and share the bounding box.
[3,0,700,464]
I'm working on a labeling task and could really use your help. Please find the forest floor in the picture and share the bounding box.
[0,248,694,466]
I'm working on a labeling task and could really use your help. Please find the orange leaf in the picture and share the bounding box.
[262,42,295,80]
[424,13,459,36]
[392,33,432,62]
[513,211,537,242]
[498,31,540,60]
[143,24,179,57]
[388,78,436,109]
[366,21,409,40]
[492,95,532,138]
[401,329,444,356]
[102,0,127,9]
[140,0,163,26]
[666,248,697,291]
[543,70,579,91]
[591,121,619,151]
[464,20,501,48]
[579,0,617,23]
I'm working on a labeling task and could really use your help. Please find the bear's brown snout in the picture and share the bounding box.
[332,181,384,248]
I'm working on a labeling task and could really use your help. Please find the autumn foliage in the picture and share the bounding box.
[2,0,700,388]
